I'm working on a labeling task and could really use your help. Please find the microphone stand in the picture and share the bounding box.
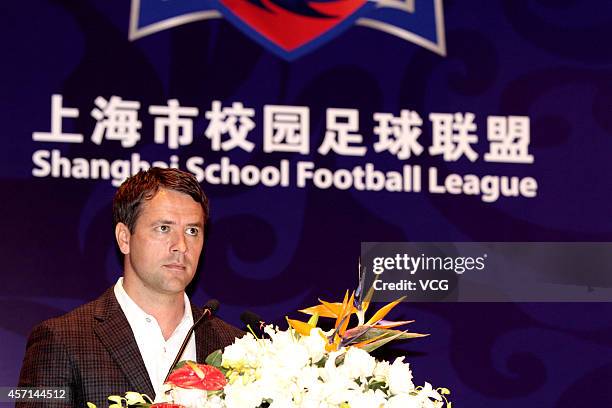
[163,305,216,383]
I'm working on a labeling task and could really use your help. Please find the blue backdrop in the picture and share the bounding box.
[2,1,612,406]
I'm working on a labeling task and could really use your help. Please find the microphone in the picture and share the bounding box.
[164,299,219,382]
[202,299,220,317]
[240,310,266,337]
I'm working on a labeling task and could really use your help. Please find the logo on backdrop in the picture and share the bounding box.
[129,0,445,60]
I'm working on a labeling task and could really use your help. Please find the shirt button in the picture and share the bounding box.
[145,317,151,323]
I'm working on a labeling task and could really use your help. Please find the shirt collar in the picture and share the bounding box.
[113,277,193,330]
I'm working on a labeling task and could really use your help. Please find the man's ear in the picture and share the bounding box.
[115,223,131,255]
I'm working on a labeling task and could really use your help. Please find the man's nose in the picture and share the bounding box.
[171,231,188,253]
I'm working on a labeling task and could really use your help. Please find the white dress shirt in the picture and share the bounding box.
[114,278,197,398]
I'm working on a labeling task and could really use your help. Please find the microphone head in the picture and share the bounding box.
[203,299,220,314]
[240,310,263,327]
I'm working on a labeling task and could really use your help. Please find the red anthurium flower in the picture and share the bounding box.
[165,362,227,391]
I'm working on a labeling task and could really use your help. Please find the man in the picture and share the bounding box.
[18,168,243,407]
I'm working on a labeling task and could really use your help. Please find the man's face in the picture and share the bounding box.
[118,188,205,297]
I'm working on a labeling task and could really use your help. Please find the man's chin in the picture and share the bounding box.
[159,276,193,294]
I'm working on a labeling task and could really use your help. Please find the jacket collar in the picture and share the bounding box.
[93,287,155,399]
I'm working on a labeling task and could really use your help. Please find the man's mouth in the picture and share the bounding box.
[163,263,187,270]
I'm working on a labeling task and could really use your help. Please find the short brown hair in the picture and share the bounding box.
[113,168,209,232]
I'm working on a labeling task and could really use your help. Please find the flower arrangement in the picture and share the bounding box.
[91,286,451,408]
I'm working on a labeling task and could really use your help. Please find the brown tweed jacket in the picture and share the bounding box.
[17,287,244,408]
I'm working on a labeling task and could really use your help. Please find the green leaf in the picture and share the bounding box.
[108,396,124,405]
[315,359,327,368]
[174,360,196,370]
[87,403,97,408]
[368,380,387,391]
[307,312,319,327]
[124,392,146,405]
[205,350,223,368]
[359,330,408,353]
[351,327,427,345]
[342,325,372,342]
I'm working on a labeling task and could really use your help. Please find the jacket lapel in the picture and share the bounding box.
[93,288,155,398]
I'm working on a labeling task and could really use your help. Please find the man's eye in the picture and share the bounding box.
[186,227,199,236]
[157,225,170,232]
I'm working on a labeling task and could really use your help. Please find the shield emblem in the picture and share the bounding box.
[129,0,445,60]
[217,0,374,59]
